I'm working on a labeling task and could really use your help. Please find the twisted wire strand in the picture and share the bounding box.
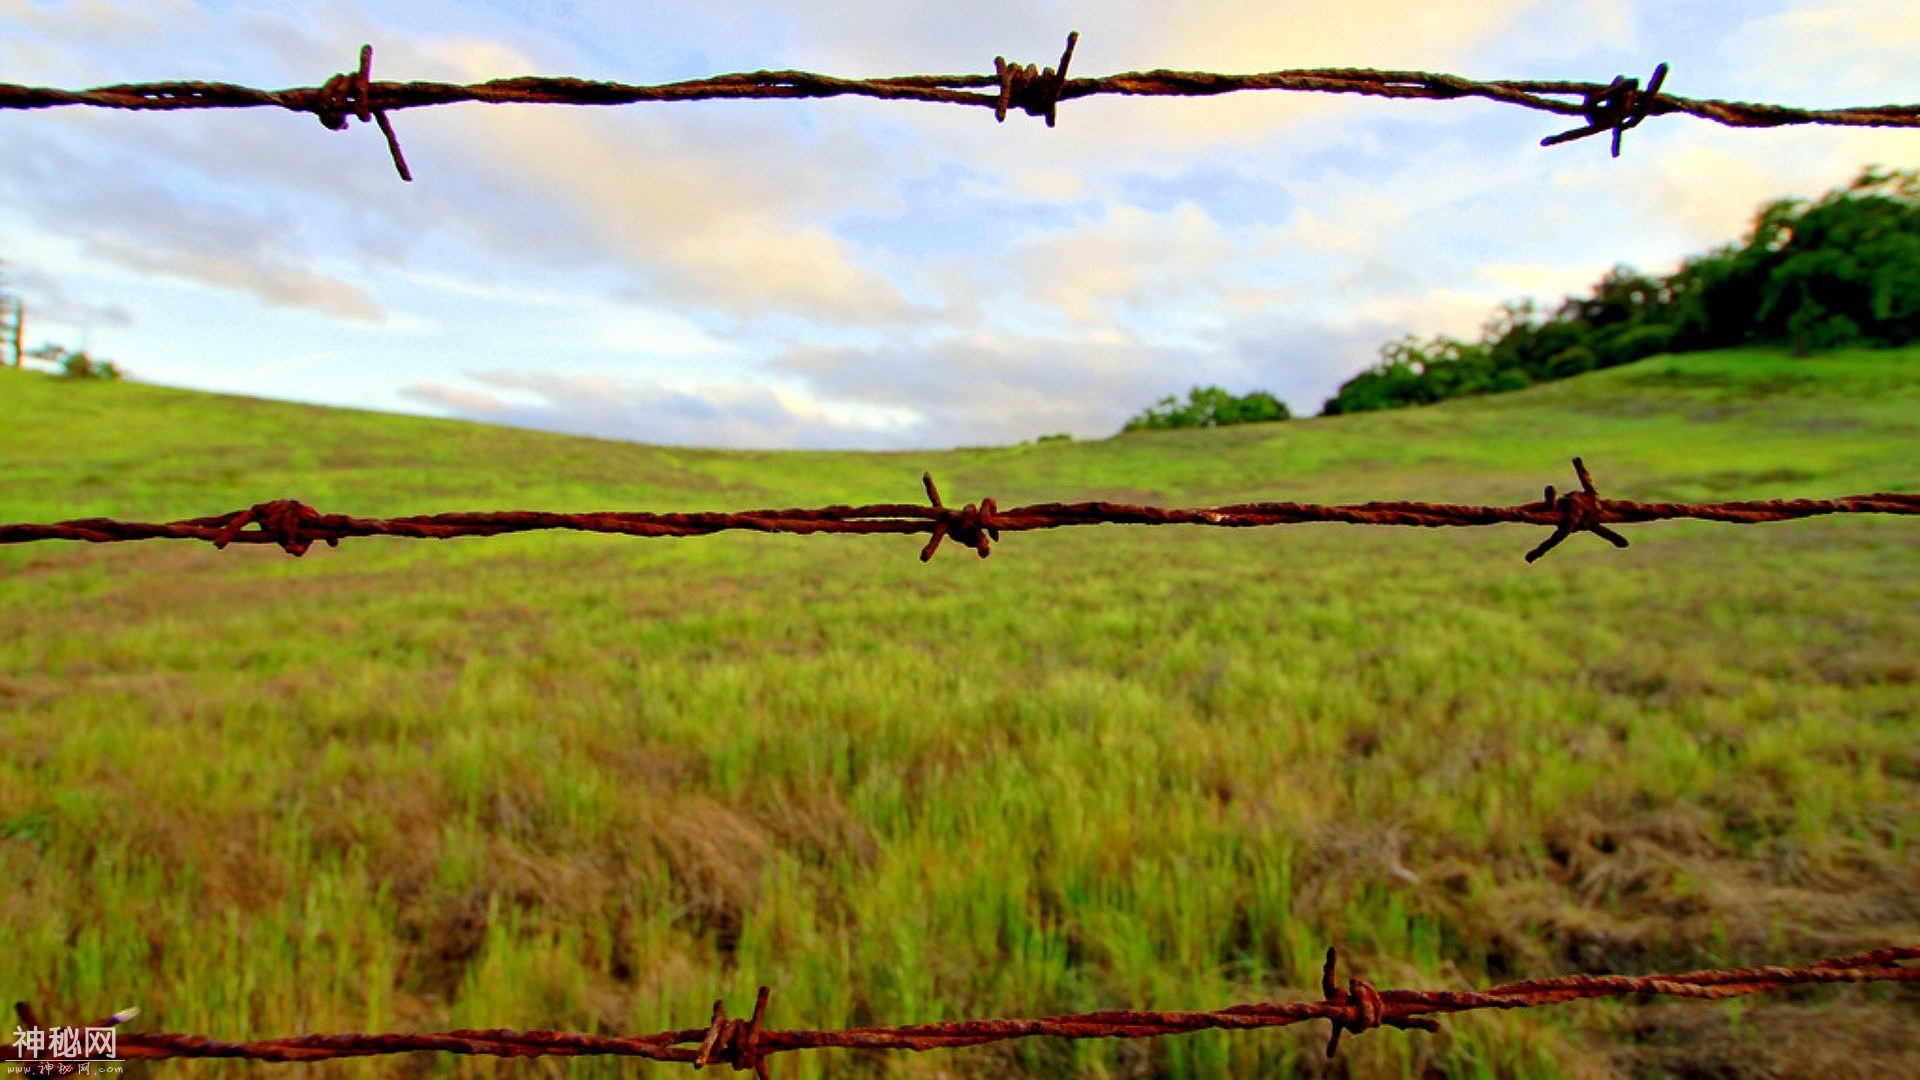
[15,946,1916,1073]
[2,33,1915,178]
[2,460,1915,563]
[4,57,1913,127]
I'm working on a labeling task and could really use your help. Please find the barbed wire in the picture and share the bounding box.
[3,34,1918,179]
[13,945,1916,1075]
[4,459,1916,564]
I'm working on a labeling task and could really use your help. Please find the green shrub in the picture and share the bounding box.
[1323,167,1920,414]
[1122,386,1290,431]
[27,345,122,381]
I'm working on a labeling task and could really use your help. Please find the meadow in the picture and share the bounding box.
[1,346,1916,1078]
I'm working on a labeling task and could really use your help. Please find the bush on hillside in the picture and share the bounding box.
[28,344,122,380]
[1122,385,1290,432]
[1323,167,1920,416]
[1671,168,1920,353]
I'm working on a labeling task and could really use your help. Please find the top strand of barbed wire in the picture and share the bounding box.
[2,32,1918,180]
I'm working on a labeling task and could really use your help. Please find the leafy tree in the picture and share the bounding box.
[1123,385,1290,431]
[27,344,121,380]
[1750,169,1920,350]
[1322,167,1920,415]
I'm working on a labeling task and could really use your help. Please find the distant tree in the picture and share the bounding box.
[27,344,121,381]
[0,262,20,368]
[1747,169,1920,351]
[1322,335,1523,415]
[2,295,19,369]
[1123,385,1290,431]
[1322,167,1920,415]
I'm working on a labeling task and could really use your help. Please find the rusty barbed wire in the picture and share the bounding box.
[2,33,1917,179]
[2,459,1916,564]
[12,946,1916,1074]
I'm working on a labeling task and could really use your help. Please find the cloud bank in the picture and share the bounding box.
[1,0,1914,448]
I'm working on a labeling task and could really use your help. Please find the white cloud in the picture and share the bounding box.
[1,264,134,330]
[689,0,1563,156]
[1551,127,1920,258]
[1727,0,1920,99]
[1476,262,1614,306]
[89,239,384,323]
[1000,202,1240,324]
[770,329,1225,443]
[1151,0,1539,71]
[1,7,928,329]
[0,124,388,322]
[1284,199,1405,258]
[959,167,1090,204]
[0,0,211,53]
[367,34,926,325]
[2,0,1913,448]
[403,369,919,449]
[1351,285,1504,338]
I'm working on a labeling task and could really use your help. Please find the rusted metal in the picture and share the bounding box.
[2,460,1915,563]
[12,946,1915,1072]
[308,45,411,181]
[2,34,1917,178]
[1524,456,1632,562]
[994,31,1077,127]
[1539,63,1669,157]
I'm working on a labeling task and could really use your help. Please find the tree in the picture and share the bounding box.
[1322,335,1511,415]
[2,294,19,368]
[1322,167,1920,415]
[0,261,20,368]
[26,344,121,380]
[1123,386,1290,431]
[1753,169,1920,351]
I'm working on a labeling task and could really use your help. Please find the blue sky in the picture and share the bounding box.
[2,0,1916,448]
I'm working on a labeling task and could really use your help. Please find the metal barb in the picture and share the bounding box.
[1613,61,1669,156]
[993,31,1078,126]
[1525,457,1632,563]
[312,44,412,181]
[211,499,333,557]
[917,473,997,561]
[1319,949,1394,1057]
[694,988,771,1078]
[1541,62,1670,157]
[1320,948,1349,1057]
[919,472,948,562]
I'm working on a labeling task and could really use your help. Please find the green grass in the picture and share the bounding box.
[1,346,1917,1078]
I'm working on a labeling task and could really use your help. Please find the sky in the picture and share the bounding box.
[1,0,1917,450]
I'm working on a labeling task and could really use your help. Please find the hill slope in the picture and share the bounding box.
[2,348,1917,1079]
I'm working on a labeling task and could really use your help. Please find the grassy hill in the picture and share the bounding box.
[1,347,1916,1079]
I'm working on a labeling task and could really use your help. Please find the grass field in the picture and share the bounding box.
[2,347,1917,1078]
